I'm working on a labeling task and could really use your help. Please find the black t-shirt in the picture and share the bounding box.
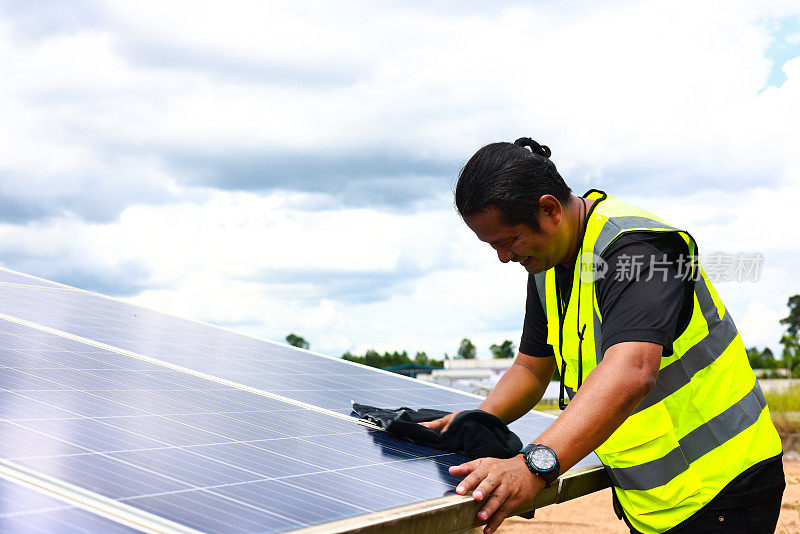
[519,232,692,359]
[517,225,784,525]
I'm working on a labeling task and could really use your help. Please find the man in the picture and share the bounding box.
[421,138,785,533]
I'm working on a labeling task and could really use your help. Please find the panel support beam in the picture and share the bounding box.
[293,465,610,533]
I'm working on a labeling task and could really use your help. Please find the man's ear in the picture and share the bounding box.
[538,195,563,225]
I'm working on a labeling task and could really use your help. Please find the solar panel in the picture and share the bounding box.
[0,269,78,291]
[0,477,140,534]
[0,267,607,532]
[0,277,586,445]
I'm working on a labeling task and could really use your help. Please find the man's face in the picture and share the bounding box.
[464,205,562,274]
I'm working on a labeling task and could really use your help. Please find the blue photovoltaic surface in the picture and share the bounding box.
[0,277,600,459]
[0,318,474,533]
[0,477,139,534]
[0,271,602,532]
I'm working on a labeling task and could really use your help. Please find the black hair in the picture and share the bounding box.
[454,137,572,231]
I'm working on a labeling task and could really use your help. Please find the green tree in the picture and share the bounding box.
[780,295,800,337]
[780,295,800,378]
[286,333,310,349]
[341,348,442,370]
[490,340,516,359]
[781,335,800,378]
[341,351,366,365]
[383,350,411,367]
[747,347,766,369]
[457,338,477,359]
[364,349,382,368]
[763,348,779,370]
[428,357,444,368]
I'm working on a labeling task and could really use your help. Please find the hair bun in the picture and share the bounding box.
[514,137,551,158]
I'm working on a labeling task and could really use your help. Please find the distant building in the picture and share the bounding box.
[417,359,564,401]
[383,363,442,378]
[753,368,791,378]
[416,359,515,396]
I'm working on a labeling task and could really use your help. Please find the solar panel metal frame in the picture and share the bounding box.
[0,267,609,533]
[0,458,202,534]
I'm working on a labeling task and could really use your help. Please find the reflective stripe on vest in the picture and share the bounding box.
[606,380,768,491]
[533,191,782,533]
[633,277,737,414]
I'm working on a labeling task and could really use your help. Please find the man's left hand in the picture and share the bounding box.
[449,455,545,534]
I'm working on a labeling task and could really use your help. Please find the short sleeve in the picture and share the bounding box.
[596,234,689,357]
[519,274,555,357]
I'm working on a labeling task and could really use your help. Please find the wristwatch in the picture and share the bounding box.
[520,444,560,488]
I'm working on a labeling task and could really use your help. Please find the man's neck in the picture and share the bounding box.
[559,194,593,267]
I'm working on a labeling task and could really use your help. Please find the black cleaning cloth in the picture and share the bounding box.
[351,403,523,459]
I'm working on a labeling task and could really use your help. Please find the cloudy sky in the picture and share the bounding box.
[1,0,798,359]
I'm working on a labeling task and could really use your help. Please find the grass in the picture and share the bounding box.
[766,384,800,437]
[534,400,561,411]
[766,384,800,412]
[771,412,800,436]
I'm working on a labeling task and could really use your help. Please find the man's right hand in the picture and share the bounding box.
[418,411,460,433]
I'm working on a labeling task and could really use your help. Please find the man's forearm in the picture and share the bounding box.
[531,341,661,475]
[478,353,555,423]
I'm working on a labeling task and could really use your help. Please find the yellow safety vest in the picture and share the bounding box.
[534,190,782,533]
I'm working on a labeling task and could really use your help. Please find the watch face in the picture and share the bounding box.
[531,447,557,470]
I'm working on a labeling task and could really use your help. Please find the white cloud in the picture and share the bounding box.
[112,188,530,356]
[624,169,800,352]
[0,0,798,359]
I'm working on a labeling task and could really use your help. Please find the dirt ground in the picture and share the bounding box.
[486,458,800,534]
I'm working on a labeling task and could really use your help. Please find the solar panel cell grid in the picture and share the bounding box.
[0,317,482,532]
[0,284,555,426]
[0,272,604,532]
[0,507,140,534]
[121,489,305,534]
[0,478,140,534]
